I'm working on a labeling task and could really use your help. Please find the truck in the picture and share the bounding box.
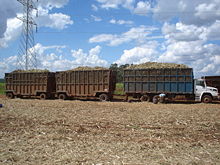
[5,72,56,99]
[123,68,219,103]
[55,69,116,101]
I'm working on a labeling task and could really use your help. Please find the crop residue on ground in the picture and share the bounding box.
[0,98,220,164]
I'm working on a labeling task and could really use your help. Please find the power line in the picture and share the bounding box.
[17,0,38,70]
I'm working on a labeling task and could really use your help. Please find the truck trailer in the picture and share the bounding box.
[55,69,116,101]
[5,72,56,99]
[123,68,219,103]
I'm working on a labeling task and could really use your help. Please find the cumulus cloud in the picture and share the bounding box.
[161,21,220,43]
[133,1,152,15]
[95,0,134,10]
[0,17,23,48]
[158,41,220,77]
[115,41,159,65]
[71,45,108,66]
[95,0,153,16]
[89,26,159,46]
[91,15,102,22]
[154,0,220,25]
[38,0,69,9]
[0,0,21,38]
[156,20,220,76]
[205,20,220,40]
[0,44,108,77]
[0,0,73,48]
[109,19,133,25]
[162,22,206,42]
[37,7,73,29]
[91,4,98,11]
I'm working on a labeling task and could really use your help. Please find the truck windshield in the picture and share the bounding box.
[196,80,205,87]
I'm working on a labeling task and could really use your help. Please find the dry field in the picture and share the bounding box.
[0,97,220,165]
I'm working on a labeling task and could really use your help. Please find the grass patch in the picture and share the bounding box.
[114,83,124,95]
[0,83,5,95]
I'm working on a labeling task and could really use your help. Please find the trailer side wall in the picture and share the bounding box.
[124,68,194,94]
[5,72,56,96]
[56,70,116,97]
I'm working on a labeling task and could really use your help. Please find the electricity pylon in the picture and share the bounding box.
[17,0,38,70]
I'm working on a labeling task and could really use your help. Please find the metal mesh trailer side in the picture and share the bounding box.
[55,70,116,100]
[5,72,56,99]
[123,68,194,102]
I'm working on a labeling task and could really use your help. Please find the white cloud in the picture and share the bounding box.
[162,22,206,42]
[195,2,220,23]
[0,0,21,38]
[157,41,220,77]
[154,0,220,25]
[0,17,22,48]
[91,4,98,11]
[91,15,102,22]
[0,44,108,77]
[95,0,153,16]
[162,21,220,43]
[0,0,73,48]
[205,20,220,40]
[133,1,151,16]
[37,7,73,29]
[115,41,159,65]
[95,0,134,10]
[71,45,108,66]
[37,0,69,9]
[109,19,133,25]
[89,26,158,46]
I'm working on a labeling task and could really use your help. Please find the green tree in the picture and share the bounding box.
[109,63,130,83]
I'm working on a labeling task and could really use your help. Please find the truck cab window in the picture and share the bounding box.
[196,80,205,87]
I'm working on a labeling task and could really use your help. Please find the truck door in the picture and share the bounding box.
[195,79,205,101]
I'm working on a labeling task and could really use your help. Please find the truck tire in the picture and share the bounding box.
[202,95,212,103]
[99,93,109,101]
[140,95,151,102]
[58,93,67,100]
[6,93,14,99]
[153,95,159,104]
[159,97,166,103]
[40,93,47,100]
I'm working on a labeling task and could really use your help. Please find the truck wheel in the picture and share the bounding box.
[6,93,14,99]
[40,93,47,100]
[159,97,166,103]
[99,93,109,101]
[153,95,159,104]
[202,95,212,103]
[140,95,150,102]
[58,94,67,100]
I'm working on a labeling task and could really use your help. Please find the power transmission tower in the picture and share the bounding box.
[17,0,38,70]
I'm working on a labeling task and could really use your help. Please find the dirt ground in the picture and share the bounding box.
[0,97,220,165]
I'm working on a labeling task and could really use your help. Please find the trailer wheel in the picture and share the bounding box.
[6,93,14,99]
[58,93,67,100]
[202,95,212,103]
[40,93,47,100]
[153,95,159,104]
[140,95,150,102]
[99,93,109,102]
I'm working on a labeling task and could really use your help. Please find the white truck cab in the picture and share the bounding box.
[195,79,219,103]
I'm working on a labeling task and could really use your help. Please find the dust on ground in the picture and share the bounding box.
[0,98,220,165]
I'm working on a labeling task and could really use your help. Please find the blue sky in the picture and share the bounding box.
[0,0,220,78]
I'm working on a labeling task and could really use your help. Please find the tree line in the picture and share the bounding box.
[109,63,130,83]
